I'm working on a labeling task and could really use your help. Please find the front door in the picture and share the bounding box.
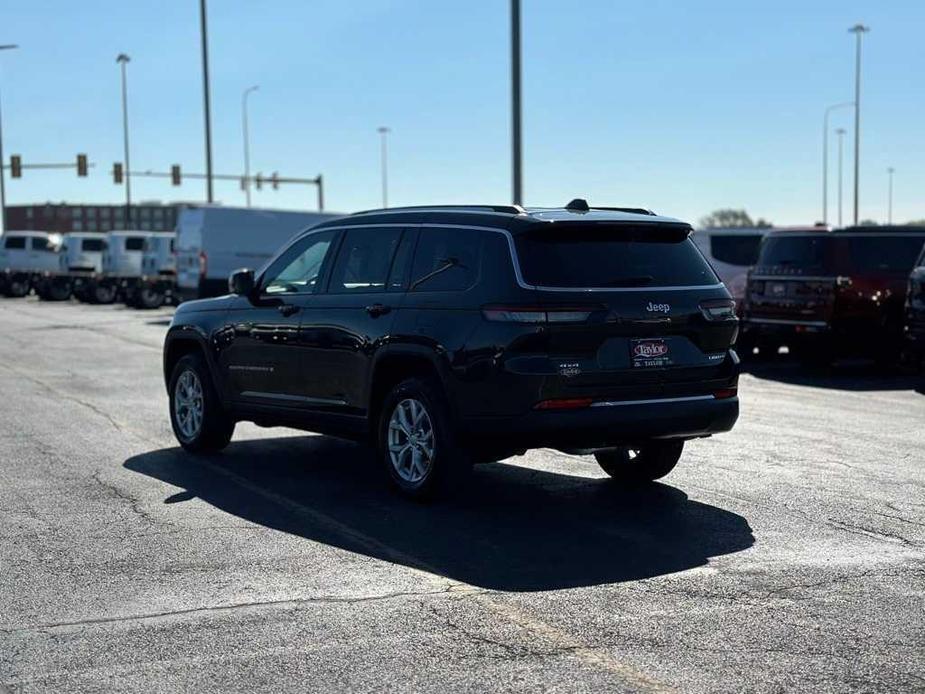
[218,229,338,407]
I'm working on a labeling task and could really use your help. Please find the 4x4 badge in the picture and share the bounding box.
[558,362,581,378]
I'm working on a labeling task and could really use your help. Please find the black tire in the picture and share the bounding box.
[168,353,235,453]
[594,441,684,483]
[44,280,72,302]
[91,282,117,305]
[377,377,471,500]
[137,286,165,309]
[5,277,30,298]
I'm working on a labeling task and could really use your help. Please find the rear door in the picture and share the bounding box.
[297,225,410,412]
[513,223,737,401]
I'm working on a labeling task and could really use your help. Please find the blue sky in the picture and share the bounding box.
[1,0,922,225]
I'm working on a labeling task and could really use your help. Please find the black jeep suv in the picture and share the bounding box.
[163,200,740,498]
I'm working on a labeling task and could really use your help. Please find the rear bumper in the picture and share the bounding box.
[460,395,739,450]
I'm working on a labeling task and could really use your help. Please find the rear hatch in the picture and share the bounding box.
[510,222,738,402]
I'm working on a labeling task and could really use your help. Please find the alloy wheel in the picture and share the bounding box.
[387,398,435,484]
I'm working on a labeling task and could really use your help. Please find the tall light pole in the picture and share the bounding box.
[511,0,522,206]
[200,0,214,203]
[377,126,390,208]
[242,85,259,208]
[0,44,19,235]
[822,102,853,225]
[835,128,846,228]
[849,24,869,226]
[887,167,894,225]
[116,53,133,229]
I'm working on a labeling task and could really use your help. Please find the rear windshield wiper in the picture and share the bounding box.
[600,275,653,287]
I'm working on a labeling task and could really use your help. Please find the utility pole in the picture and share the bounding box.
[242,85,259,207]
[116,53,132,229]
[200,0,214,203]
[0,44,19,234]
[887,167,894,225]
[511,0,522,206]
[849,24,869,226]
[377,126,390,208]
[822,102,853,225]
[835,128,846,228]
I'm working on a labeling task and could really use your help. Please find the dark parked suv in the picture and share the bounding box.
[742,226,925,362]
[163,201,740,498]
[902,244,925,373]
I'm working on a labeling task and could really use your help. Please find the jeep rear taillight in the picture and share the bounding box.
[699,299,736,321]
[482,305,597,324]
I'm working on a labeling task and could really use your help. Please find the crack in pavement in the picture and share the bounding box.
[0,584,482,636]
[89,470,159,525]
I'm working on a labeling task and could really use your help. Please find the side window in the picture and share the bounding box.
[31,237,51,252]
[262,231,336,295]
[4,237,26,250]
[125,237,145,251]
[328,227,402,293]
[410,227,480,292]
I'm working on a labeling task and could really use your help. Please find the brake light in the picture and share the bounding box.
[534,397,594,410]
[482,305,596,323]
[699,299,736,321]
[713,387,737,400]
[198,251,207,278]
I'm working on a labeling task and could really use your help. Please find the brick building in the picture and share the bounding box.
[4,202,183,233]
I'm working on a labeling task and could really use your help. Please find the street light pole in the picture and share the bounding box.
[242,85,259,208]
[511,0,522,206]
[116,53,132,229]
[835,128,846,228]
[0,44,19,234]
[887,167,894,225]
[200,0,214,203]
[822,102,853,225]
[377,126,390,208]
[849,24,869,226]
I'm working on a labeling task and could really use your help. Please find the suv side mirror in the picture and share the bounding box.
[228,268,255,296]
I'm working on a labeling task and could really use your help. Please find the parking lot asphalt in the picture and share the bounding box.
[0,297,922,693]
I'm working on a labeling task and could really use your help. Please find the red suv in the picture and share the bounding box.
[741,226,925,363]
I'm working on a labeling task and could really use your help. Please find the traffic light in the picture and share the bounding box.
[271,172,279,190]
[10,155,21,178]
[76,153,88,177]
[255,173,262,191]
[113,163,123,184]
[171,165,181,186]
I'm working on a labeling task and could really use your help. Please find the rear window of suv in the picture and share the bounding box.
[514,223,718,288]
[758,234,925,274]
[81,238,104,252]
[710,234,763,266]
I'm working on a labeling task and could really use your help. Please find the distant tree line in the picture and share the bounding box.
[699,209,772,229]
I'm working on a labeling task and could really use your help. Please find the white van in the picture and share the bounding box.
[0,231,62,297]
[175,206,342,301]
[33,232,107,301]
[692,228,770,306]
[126,233,177,309]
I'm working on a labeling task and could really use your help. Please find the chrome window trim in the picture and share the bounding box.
[749,275,838,282]
[745,318,828,327]
[590,395,716,408]
[268,222,726,295]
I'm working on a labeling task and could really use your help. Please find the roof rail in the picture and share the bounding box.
[352,204,526,216]
[592,206,657,216]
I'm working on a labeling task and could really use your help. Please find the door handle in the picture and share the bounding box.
[365,303,391,318]
[278,304,299,317]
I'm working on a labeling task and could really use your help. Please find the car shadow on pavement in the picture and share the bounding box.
[125,436,754,592]
[743,358,923,392]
